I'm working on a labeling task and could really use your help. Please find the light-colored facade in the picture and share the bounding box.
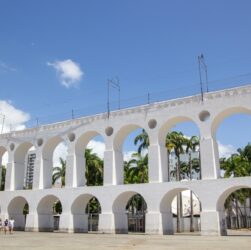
[0,84,251,235]
[24,151,36,189]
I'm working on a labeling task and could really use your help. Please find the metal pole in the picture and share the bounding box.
[107,80,110,118]
[205,67,209,92]
[198,55,204,102]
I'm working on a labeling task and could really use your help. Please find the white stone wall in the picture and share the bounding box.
[0,84,251,235]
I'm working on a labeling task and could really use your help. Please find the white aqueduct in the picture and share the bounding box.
[0,84,251,235]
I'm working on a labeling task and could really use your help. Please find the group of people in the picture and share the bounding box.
[0,218,15,234]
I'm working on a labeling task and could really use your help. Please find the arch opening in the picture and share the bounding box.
[37,195,62,232]
[112,191,147,234]
[71,194,101,233]
[14,142,35,190]
[216,113,251,180]
[42,137,67,189]
[160,119,201,182]
[75,132,104,187]
[114,126,149,185]
[217,187,251,235]
[160,188,201,234]
[8,196,29,231]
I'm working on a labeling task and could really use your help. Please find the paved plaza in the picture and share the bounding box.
[0,231,250,250]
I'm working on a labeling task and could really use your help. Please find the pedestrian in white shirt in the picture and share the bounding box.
[8,218,14,234]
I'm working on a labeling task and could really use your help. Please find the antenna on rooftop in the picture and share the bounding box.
[107,77,121,118]
[198,54,209,102]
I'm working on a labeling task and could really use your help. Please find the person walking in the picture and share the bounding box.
[8,218,15,234]
[4,219,8,234]
[0,218,2,232]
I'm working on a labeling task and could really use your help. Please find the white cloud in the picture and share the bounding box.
[123,151,137,162]
[218,141,237,159]
[87,140,105,159]
[0,62,16,73]
[47,59,83,88]
[53,142,68,166]
[0,100,30,133]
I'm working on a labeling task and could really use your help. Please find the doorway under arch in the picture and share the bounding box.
[8,196,29,231]
[37,195,62,232]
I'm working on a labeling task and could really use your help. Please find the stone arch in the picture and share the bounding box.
[113,124,150,185]
[216,184,251,234]
[42,136,64,188]
[112,191,147,233]
[158,116,201,182]
[160,187,201,234]
[74,130,104,187]
[8,196,29,230]
[158,116,199,146]
[113,124,149,151]
[71,193,101,232]
[211,106,251,137]
[216,184,251,211]
[37,194,62,232]
[14,142,34,190]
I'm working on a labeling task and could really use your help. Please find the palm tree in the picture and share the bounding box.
[134,129,149,154]
[166,131,187,233]
[220,152,250,228]
[124,152,148,184]
[220,154,249,178]
[184,135,200,232]
[52,157,66,187]
[85,148,103,186]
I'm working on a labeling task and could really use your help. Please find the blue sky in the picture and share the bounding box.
[1,0,251,156]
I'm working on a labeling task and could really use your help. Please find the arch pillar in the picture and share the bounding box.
[148,143,168,183]
[199,125,220,179]
[148,130,168,183]
[25,212,39,232]
[145,211,174,235]
[4,152,14,191]
[98,212,116,233]
[200,210,226,236]
[104,136,123,185]
[32,148,43,189]
[66,142,85,188]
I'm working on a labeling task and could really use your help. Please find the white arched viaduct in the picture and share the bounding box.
[0,84,251,235]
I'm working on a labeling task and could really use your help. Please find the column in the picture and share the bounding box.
[200,136,220,179]
[25,212,39,232]
[104,149,123,185]
[98,212,115,233]
[65,142,85,188]
[148,144,168,183]
[145,211,174,235]
[200,211,227,236]
[32,148,44,189]
[4,152,14,191]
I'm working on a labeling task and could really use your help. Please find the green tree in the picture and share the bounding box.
[52,157,66,187]
[124,153,148,184]
[220,154,249,178]
[166,131,187,233]
[134,129,149,154]
[220,149,251,229]
[85,148,103,186]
